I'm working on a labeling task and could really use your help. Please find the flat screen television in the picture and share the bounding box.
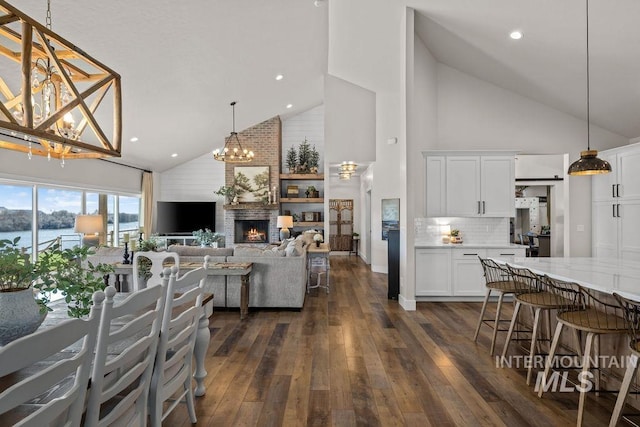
[156,201,216,235]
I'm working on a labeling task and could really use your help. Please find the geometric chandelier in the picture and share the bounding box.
[0,1,122,162]
[212,101,254,163]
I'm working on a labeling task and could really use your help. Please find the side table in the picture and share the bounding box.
[349,236,360,257]
[307,243,330,293]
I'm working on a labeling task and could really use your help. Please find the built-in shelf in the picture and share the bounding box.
[279,173,324,180]
[223,203,279,210]
[280,198,323,203]
[294,221,323,227]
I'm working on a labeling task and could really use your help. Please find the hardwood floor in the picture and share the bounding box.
[165,256,625,426]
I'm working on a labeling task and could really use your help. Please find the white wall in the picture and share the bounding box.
[158,154,226,233]
[433,63,627,257]
[159,106,326,236]
[328,0,406,278]
[281,105,325,174]
[324,75,376,164]
[0,148,142,195]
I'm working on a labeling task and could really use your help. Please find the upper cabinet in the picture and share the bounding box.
[424,151,516,218]
[592,145,640,202]
[592,143,640,260]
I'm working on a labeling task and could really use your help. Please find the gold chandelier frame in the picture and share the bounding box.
[0,1,121,160]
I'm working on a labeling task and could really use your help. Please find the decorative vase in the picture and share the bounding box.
[0,288,47,346]
[315,241,321,248]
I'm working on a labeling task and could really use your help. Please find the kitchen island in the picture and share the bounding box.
[490,256,640,299]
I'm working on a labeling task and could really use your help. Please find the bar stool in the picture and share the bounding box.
[538,277,626,426]
[474,257,520,355]
[609,293,640,427]
[502,266,577,385]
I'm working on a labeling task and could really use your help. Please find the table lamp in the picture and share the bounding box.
[277,215,293,241]
[75,215,103,248]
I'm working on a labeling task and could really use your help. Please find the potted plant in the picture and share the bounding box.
[286,146,298,173]
[0,237,114,344]
[0,237,50,345]
[306,185,319,198]
[192,228,222,247]
[214,184,238,204]
[313,233,324,248]
[309,145,320,174]
[297,138,311,173]
[38,245,114,318]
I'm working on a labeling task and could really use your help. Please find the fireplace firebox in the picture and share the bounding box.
[234,220,270,244]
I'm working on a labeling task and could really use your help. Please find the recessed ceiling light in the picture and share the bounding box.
[286,104,293,109]
[509,31,523,40]
[171,153,178,158]
[275,74,284,81]
[129,137,139,142]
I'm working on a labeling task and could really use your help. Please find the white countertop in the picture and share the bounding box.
[490,257,640,299]
[415,242,525,250]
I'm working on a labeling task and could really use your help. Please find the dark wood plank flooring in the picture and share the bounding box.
[165,256,626,426]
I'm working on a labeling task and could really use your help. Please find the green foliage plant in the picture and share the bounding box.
[297,138,311,173]
[286,146,298,173]
[38,245,114,318]
[192,228,221,246]
[309,145,320,174]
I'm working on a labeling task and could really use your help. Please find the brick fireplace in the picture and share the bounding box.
[223,116,281,246]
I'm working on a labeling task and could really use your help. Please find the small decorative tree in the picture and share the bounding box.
[309,145,320,174]
[286,146,298,173]
[297,138,311,174]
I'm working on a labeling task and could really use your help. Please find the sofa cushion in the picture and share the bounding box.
[168,245,233,257]
[233,246,265,257]
[285,239,304,257]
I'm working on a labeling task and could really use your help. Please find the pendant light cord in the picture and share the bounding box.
[586,0,590,151]
[231,101,236,133]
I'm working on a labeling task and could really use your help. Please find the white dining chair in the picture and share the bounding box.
[0,290,105,427]
[132,250,179,291]
[84,284,167,427]
[149,265,207,426]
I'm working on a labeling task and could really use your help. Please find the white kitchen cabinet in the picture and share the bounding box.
[480,156,515,217]
[415,249,451,296]
[452,249,486,296]
[425,156,446,217]
[423,151,515,218]
[416,246,525,298]
[592,143,640,260]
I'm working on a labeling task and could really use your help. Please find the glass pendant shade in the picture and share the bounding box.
[568,150,612,175]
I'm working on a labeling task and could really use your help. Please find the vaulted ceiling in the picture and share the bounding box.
[11,1,640,172]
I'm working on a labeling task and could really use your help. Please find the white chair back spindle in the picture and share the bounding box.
[0,291,105,427]
[149,265,206,426]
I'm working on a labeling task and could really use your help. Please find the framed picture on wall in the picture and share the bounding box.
[234,166,270,202]
[381,198,400,240]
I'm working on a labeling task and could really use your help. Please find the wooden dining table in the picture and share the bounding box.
[108,261,253,320]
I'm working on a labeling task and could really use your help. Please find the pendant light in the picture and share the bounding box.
[212,101,255,163]
[567,0,612,176]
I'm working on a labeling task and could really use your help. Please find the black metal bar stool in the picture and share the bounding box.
[474,257,519,355]
[538,277,626,426]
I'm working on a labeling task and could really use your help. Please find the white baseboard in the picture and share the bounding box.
[399,294,416,311]
[371,264,387,274]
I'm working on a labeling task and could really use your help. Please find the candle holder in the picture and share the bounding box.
[122,241,130,264]
[138,232,144,246]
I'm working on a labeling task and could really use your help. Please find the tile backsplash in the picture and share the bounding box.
[415,217,510,245]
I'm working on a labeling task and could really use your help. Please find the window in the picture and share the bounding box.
[0,180,140,252]
[37,187,82,250]
[0,183,34,253]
